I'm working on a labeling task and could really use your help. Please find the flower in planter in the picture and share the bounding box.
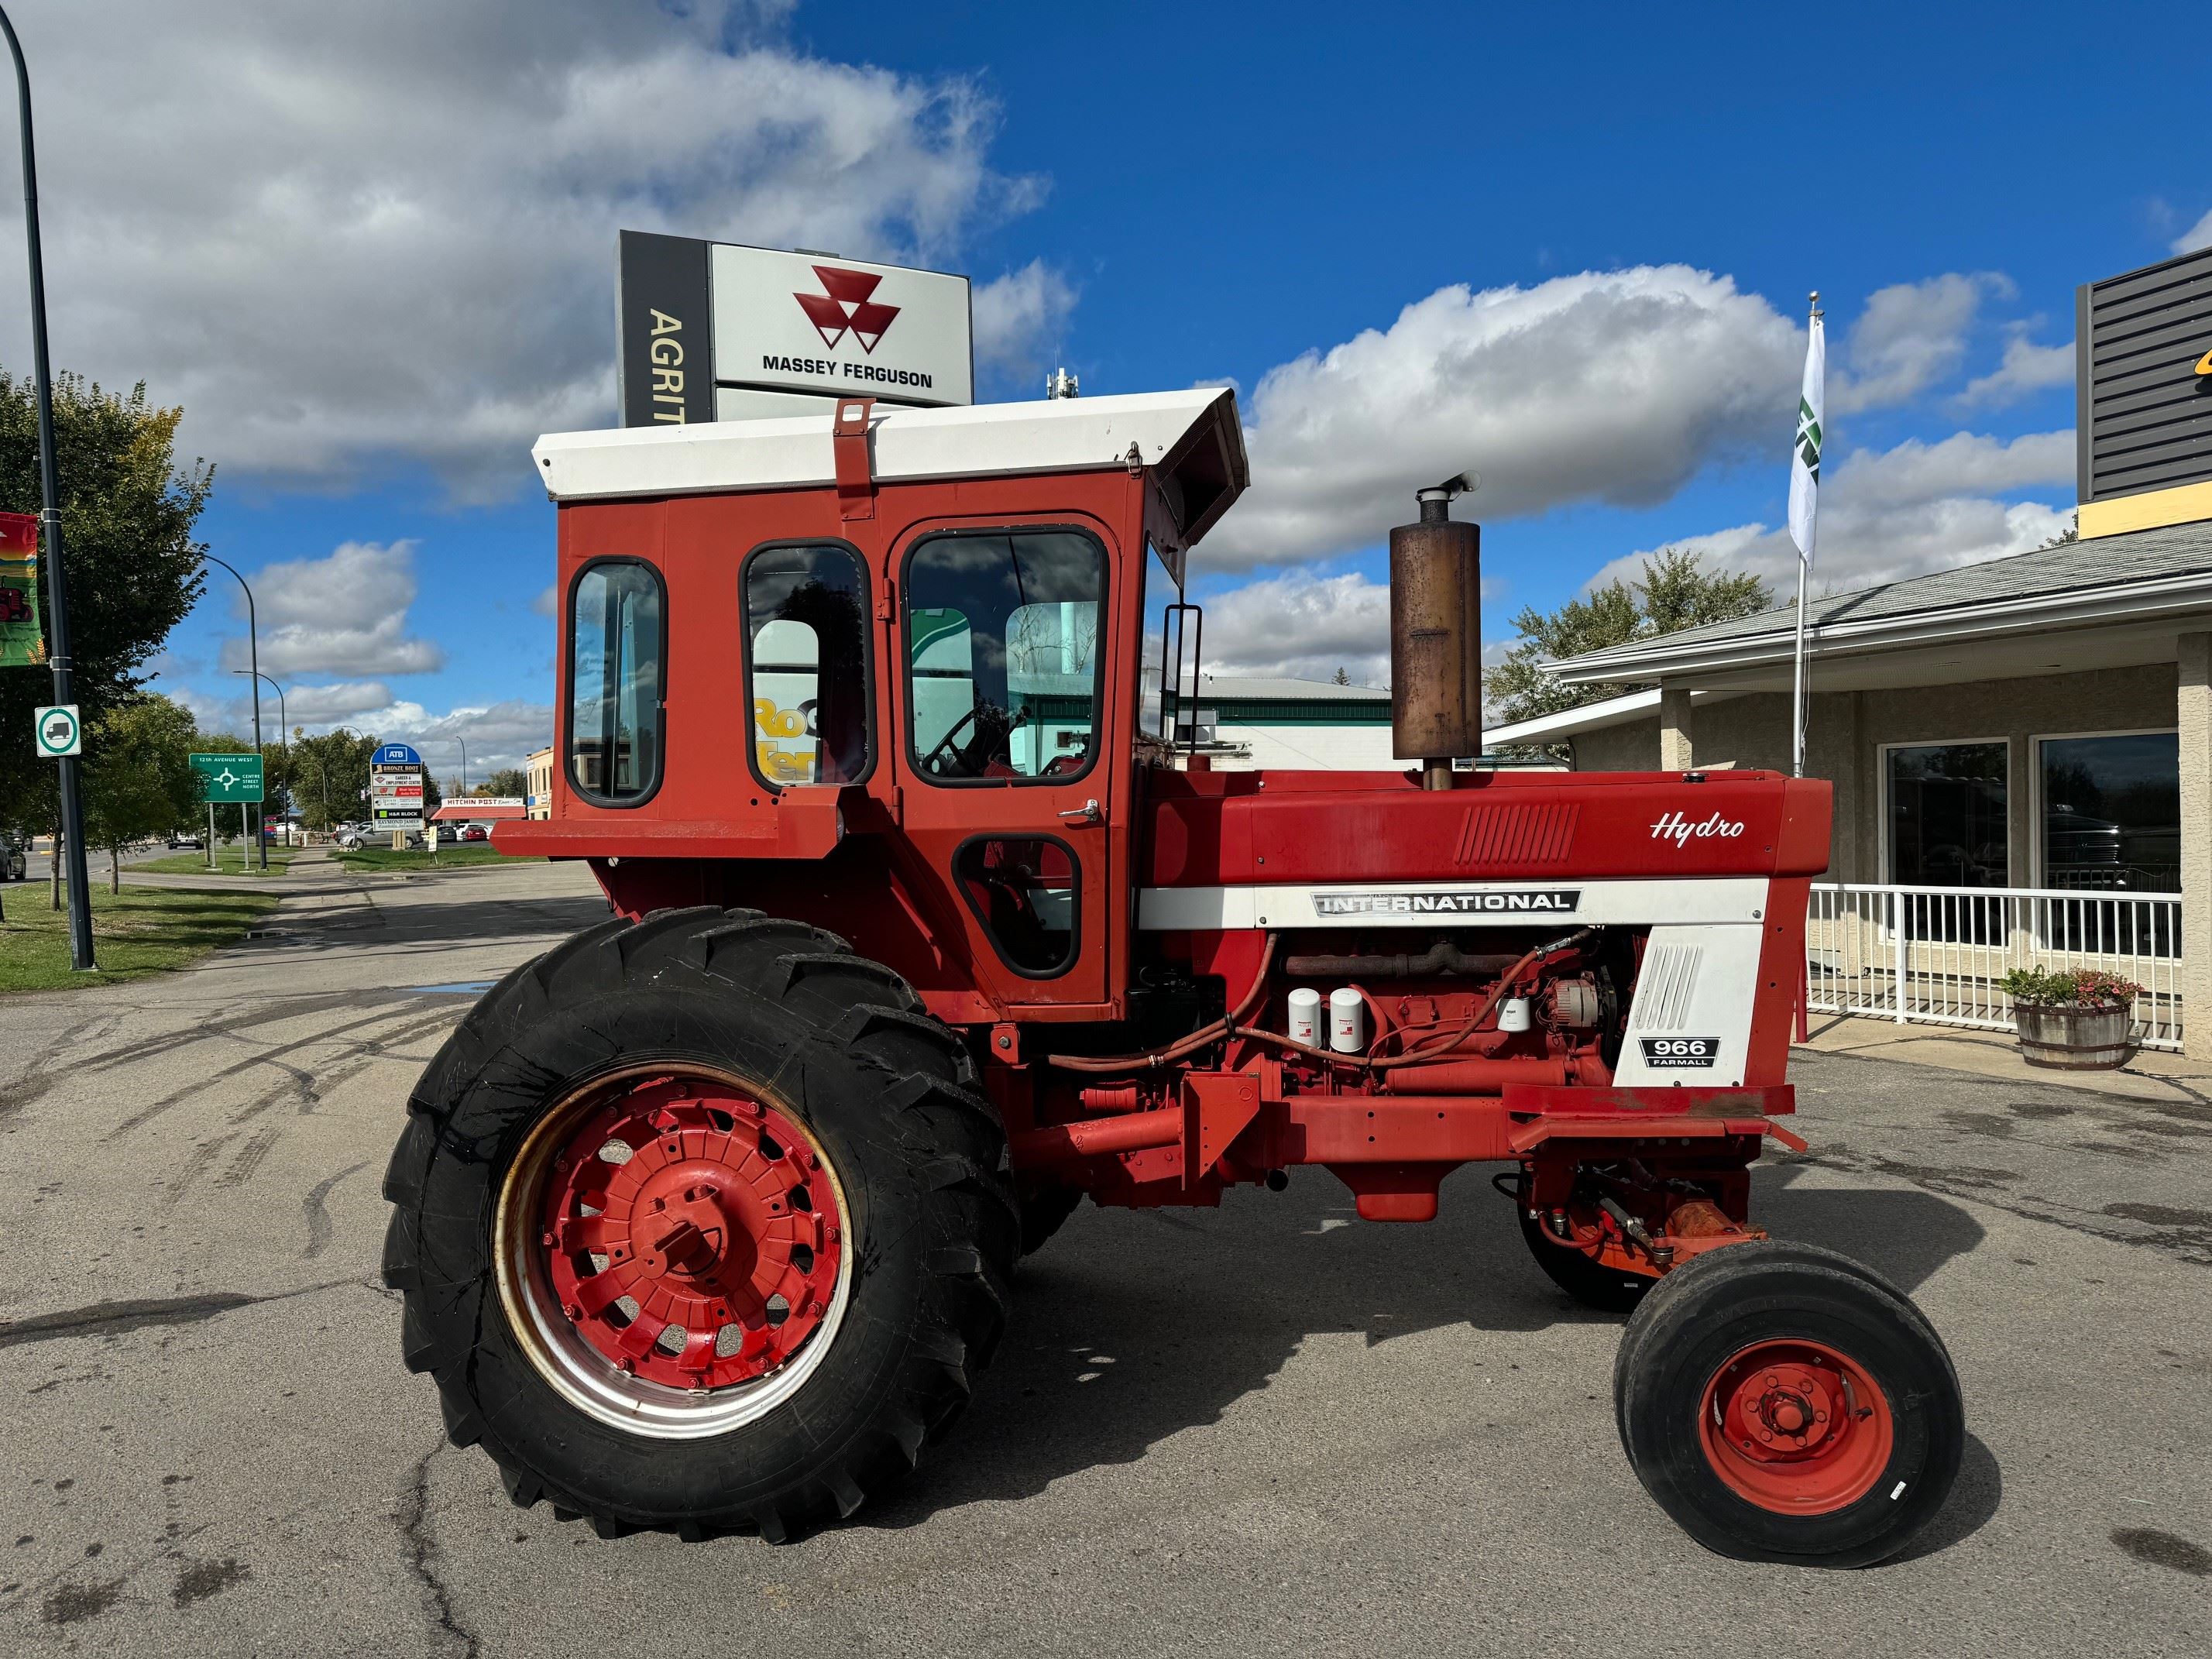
[1997,966,2144,1009]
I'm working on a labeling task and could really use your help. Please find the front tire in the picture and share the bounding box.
[1615,1241,1963,1567]
[382,905,1018,1540]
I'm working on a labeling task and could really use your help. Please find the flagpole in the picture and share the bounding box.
[1791,290,1821,778]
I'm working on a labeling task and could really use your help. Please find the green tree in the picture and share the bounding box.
[1486,548,1774,750]
[476,768,528,798]
[291,730,380,831]
[82,694,201,891]
[1,370,213,832]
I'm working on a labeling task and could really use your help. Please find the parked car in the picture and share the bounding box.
[167,830,205,850]
[459,823,489,843]
[0,836,26,881]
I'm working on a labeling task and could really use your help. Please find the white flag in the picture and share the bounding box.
[1788,311,1825,564]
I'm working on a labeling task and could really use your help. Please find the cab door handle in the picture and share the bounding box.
[1057,798,1101,825]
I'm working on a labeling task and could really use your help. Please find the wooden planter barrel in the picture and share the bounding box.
[2012,1002,2134,1070]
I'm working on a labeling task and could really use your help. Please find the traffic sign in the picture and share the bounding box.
[34,703,80,757]
[190,751,265,803]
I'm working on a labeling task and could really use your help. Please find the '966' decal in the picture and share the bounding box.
[1638,1037,1722,1068]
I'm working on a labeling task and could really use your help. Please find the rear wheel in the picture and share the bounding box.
[383,905,1018,1540]
[1615,1241,1963,1566]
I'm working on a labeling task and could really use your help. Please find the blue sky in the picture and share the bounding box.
[5,0,2206,776]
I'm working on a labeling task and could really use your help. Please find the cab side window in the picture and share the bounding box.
[904,530,1106,785]
[742,542,872,787]
[568,559,665,803]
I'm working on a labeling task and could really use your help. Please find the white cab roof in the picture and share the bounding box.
[532,387,1249,550]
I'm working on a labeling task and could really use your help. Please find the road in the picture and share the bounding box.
[0,859,2206,1656]
[17,841,184,884]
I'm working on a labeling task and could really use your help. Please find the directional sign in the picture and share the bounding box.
[190,751,265,804]
[34,703,80,757]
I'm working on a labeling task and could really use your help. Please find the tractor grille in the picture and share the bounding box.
[1633,943,1703,1030]
[1451,802,1578,867]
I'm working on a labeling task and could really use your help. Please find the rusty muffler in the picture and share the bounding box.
[1389,476,1481,788]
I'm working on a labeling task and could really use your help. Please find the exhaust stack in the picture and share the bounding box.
[1389,475,1481,789]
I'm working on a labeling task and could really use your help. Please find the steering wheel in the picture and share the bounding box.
[921,703,1026,778]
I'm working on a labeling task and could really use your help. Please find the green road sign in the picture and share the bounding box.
[191,751,264,804]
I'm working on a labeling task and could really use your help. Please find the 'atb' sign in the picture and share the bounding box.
[34,703,81,757]
[191,751,265,804]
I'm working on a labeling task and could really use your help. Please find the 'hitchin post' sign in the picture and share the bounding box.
[617,232,972,427]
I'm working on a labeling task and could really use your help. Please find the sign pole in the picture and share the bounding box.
[3,8,93,969]
[206,801,215,869]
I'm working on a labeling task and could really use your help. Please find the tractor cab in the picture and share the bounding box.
[500,388,1249,1022]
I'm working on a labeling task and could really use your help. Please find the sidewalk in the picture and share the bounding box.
[1797,1012,2212,1105]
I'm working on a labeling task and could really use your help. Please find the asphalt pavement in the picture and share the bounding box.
[1,859,2207,1657]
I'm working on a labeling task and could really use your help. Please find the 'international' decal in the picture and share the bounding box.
[1314,889,1581,917]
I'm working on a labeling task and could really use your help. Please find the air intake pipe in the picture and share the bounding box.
[1389,475,1481,789]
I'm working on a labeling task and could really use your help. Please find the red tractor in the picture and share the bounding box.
[384,387,1963,1565]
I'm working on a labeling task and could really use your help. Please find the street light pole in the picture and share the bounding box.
[235,669,285,843]
[3,5,93,969]
[455,734,467,797]
[199,554,263,867]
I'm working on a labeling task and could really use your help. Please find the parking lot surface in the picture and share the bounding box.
[2,860,2207,1656]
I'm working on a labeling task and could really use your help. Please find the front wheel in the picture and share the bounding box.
[382,906,1018,1540]
[1615,1240,1963,1567]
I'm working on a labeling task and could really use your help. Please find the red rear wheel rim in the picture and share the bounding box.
[1697,1338,1894,1515]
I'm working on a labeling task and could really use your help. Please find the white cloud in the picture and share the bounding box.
[1829,273,2010,414]
[971,259,1079,385]
[1197,569,1396,685]
[1958,331,2073,407]
[0,2,1051,496]
[2172,208,2212,254]
[376,700,556,780]
[532,584,559,619]
[1580,428,2075,596]
[1205,266,1804,570]
[218,541,445,678]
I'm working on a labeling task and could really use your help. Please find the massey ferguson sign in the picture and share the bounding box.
[615,231,972,425]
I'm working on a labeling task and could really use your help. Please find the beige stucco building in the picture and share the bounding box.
[525,745,554,819]
[1489,243,2212,1058]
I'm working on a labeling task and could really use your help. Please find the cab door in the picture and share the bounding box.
[889,518,1124,1013]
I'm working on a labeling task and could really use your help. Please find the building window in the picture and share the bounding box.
[1886,741,2008,888]
[742,542,871,788]
[905,530,1106,784]
[2039,731,2179,892]
[568,560,665,804]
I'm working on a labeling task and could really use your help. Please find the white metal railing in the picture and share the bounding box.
[1805,882,2183,1053]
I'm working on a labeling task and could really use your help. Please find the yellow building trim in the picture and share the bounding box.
[2080,478,2212,539]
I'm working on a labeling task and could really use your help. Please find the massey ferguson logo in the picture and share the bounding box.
[1650,809,1746,848]
[795,266,900,354]
[1315,889,1581,917]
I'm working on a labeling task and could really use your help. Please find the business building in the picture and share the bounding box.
[525,745,554,819]
[1486,243,2212,1057]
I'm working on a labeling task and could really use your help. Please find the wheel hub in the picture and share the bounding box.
[537,1077,843,1393]
[1699,1339,1893,1514]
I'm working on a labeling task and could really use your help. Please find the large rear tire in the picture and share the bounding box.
[1615,1241,1963,1567]
[382,905,1018,1540]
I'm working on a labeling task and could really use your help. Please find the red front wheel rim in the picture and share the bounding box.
[1698,1338,1895,1515]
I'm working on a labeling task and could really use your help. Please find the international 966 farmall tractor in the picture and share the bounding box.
[383,386,1963,1565]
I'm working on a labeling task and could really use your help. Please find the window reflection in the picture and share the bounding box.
[744,544,870,786]
[569,562,663,801]
[905,531,1105,782]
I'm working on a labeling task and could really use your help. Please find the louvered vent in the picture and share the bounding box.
[1451,802,1578,867]
[1633,944,1704,1032]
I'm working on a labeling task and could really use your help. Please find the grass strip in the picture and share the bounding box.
[0,881,280,993]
